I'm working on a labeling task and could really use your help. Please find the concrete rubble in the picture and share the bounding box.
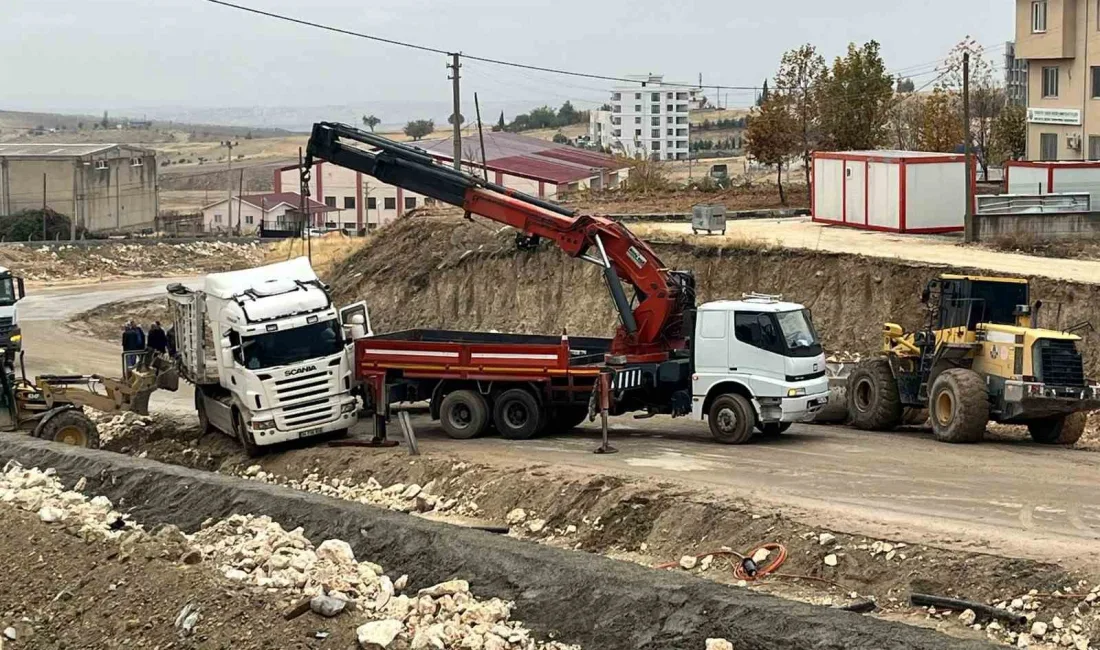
[12,240,263,282]
[84,408,153,445]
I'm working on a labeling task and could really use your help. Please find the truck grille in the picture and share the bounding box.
[1036,339,1085,388]
[279,397,338,429]
[273,370,332,403]
[0,316,13,337]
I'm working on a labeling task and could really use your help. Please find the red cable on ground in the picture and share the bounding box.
[733,543,788,581]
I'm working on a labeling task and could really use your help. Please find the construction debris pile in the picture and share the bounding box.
[84,408,154,445]
[3,239,264,282]
[0,462,584,650]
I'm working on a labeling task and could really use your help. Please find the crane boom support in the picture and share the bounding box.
[305,122,694,360]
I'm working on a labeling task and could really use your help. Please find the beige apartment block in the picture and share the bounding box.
[1016,0,1100,160]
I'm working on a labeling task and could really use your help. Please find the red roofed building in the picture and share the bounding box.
[276,131,631,232]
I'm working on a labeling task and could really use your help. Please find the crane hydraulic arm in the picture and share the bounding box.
[305,122,695,362]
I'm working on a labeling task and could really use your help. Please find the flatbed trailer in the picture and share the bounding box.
[356,329,622,440]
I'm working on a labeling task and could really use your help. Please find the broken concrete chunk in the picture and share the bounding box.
[310,594,347,618]
[959,609,977,626]
[357,619,404,649]
[400,484,422,500]
[678,555,698,570]
[1031,621,1048,637]
[751,548,771,564]
[818,532,836,546]
[316,539,356,565]
[823,554,838,567]
[526,519,546,534]
[393,574,408,591]
[38,506,67,523]
[418,579,470,597]
[705,640,734,650]
[505,508,528,525]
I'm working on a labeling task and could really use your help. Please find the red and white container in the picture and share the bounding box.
[811,151,972,234]
[1004,160,1100,207]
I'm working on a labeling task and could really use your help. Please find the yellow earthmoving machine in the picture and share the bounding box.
[847,274,1100,444]
[0,345,178,448]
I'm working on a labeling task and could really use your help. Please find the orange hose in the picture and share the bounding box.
[733,543,788,581]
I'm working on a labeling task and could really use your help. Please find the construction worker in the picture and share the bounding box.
[147,321,168,354]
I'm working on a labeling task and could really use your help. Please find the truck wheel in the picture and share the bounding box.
[1027,413,1087,445]
[847,359,903,430]
[493,388,543,441]
[439,390,489,439]
[232,410,261,457]
[756,422,792,436]
[929,369,989,444]
[195,387,213,434]
[708,394,755,444]
[35,409,100,449]
[546,406,589,435]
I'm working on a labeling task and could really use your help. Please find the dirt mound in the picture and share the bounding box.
[69,298,169,342]
[331,213,1100,377]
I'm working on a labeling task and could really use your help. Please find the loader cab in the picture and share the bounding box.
[924,275,1031,331]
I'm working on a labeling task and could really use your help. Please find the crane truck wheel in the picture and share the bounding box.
[1027,412,1087,445]
[34,408,100,449]
[847,359,903,431]
[929,368,989,444]
[439,390,489,440]
[708,394,755,444]
[493,388,543,441]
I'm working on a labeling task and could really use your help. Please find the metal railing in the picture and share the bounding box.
[976,193,1091,215]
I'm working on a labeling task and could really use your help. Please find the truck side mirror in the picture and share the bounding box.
[15,277,24,301]
[220,337,239,368]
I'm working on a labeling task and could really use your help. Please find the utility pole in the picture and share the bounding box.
[448,53,462,171]
[222,140,237,232]
[41,173,46,241]
[963,52,975,244]
[474,92,488,181]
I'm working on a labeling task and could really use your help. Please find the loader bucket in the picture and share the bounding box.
[813,360,851,424]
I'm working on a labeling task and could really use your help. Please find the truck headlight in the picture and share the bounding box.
[251,418,274,431]
[341,401,357,414]
[787,388,807,397]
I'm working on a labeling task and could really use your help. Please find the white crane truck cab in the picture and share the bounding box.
[167,257,366,455]
[692,294,829,443]
[0,267,26,352]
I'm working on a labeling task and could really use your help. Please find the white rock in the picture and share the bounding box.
[316,539,356,565]
[357,619,404,649]
[959,609,977,626]
[73,477,87,491]
[751,548,770,564]
[400,484,422,500]
[38,506,67,523]
[393,574,408,591]
[679,555,698,570]
[564,524,577,535]
[818,532,836,546]
[224,568,249,581]
[1052,616,1064,629]
[705,640,734,650]
[824,554,838,567]
[1031,622,1048,637]
[310,594,347,618]
[3,627,16,640]
[1017,633,1031,647]
[526,519,546,534]
[700,555,714,571]
[419,579,469,597]
[244,465,261,476]
[885,550,897,561]
[506,508,527,525]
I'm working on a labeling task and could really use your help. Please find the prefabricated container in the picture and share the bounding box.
[811,151,973,233]
[692,204,727,235]
[1004,160,1100,209]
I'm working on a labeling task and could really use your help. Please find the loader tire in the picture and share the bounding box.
[929,369,989,444]
[35,408,100,449]
[708,394,755,444]
[1027,413,1087,445]
[847,359,903,431]
[439,390,489,440]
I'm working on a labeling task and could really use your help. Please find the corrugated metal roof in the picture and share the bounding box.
[0,143,155,158]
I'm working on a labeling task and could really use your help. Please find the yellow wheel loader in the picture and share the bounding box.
[847,275,1100,444]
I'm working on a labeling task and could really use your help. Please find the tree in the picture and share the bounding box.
[447,113,465,126]
[757,79,770,106]
[939,37,1005,180]
[557,101,579,125]
[552,133,569,144]
[897,77,916,93]
[817,41,895,150]
[887,93,926,151]
[775,44,826,189]
[362,114,381,132]
[100,111,109,129]
[492,111,505,132]
[746,94,799,205]
[599,103,613,111]
[991,103,1027,163]
[918,88,965,152]
[403,119,435,141]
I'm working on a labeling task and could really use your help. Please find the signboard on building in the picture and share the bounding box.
[1027,108,1083,125]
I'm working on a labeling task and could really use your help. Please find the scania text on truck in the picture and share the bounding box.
[167,257,368,454]
[306,123,829,444]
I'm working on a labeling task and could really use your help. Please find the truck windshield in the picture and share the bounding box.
[240,319,343,370]
[0,278,15,307]
[775,309,822,356]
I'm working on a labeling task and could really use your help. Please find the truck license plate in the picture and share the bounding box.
[299,428,323,439]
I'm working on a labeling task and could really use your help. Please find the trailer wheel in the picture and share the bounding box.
[493,388,543,441]
[195,386,213,434]
[232,409,261,457]
[756,422,792,436]
[439,390,489,439]
[1027,413,1087,445]
[847,359,903,431]
[35,408,100,449]
[708,394,755,444]
[929,369,989,444]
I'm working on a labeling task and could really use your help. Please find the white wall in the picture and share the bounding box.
[1053,167,1100,208]
[867,162,900,229]
[201,200,262,235]
[812,158,843,221]
[1007,166,1048,195]
[906,162,966,230]
[844,160,866,224]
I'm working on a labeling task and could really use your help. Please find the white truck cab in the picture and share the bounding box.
[168,257,366,454]
[692,294,829,442]
[0,267,26,353]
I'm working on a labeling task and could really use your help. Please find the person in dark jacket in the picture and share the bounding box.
[147,321,168,354]
[122,322,140,352]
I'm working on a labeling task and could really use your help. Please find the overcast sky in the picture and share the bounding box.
[3,0,1013,116]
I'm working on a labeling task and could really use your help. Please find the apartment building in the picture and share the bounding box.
[1005,41,1029,106]
[597,74,698,160]
[1015,0,1100,160]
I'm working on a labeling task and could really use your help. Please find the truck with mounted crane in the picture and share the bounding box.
[305,123,829,444]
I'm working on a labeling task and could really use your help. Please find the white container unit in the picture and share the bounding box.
[811,151,971,233]
[1005,161,1100,209]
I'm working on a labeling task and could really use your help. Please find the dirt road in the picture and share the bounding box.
[642,217,1100,284]
[21,277,1100,573]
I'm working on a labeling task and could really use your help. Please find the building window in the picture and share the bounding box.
[1032,0,1047,32]
[384,197,396,209]
[404,197,416,209]
[676,104,688,112]
[652,141,661,150]
[612,129,621,137]
[667,116,675,124]
[612,105,621,114]
[676,92,688,100]
[651,129,660,138]
[677,129,688,137]
[651,92,660,101]
[1042,66,1059,97]
[634,117,641,124]
[1092,67,1100,99]
[666,92,673,99]
[667,129,674,136]
[344,196,355,209]
[324,196,336,208]
[666,153,674,160]
[1040,133,1058,161]
[214,213,222,224]
[635,129,642,136]
[611,92,621,101]
[666,104,674,112]
[667,141,674,150]
[245,215,254,225]
[635,104,642,112]
[634,92,641,100]
[677,140,688,149]
[1090,136,1100,160]
[677,117,688,124]
[367,197,377,209]
[651,117,661,126]
[651,104,660,113]
[130,157,143,167]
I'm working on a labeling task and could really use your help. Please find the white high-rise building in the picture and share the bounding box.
[590,74,699,160]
